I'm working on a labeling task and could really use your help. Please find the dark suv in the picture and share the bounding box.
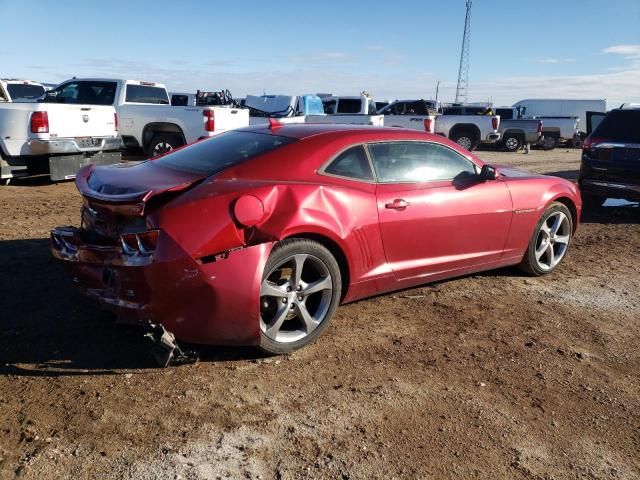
[579,108,640,207]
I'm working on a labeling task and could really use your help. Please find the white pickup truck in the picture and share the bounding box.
[0,99,120,183]
[0,79,46,103]
[42,79,249,157]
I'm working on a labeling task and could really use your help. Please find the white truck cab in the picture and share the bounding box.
[0,79,46,103]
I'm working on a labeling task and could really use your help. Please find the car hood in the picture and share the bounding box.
[495,165,547,179]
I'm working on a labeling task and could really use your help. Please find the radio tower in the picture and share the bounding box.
[454,0,472,104]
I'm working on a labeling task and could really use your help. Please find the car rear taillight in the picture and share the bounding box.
[120,230,159,257]
[491,117,499,130]
[203,110,215,132]
[423,118,434,133]
[114,113,118,131]
[30,111,49,133]
[537,121,543,133]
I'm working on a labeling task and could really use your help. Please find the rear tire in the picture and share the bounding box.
[259,239,342,355]
[519,202,573,276]
[503,134,522,152]
[452,130,479,151]
[146,134,182,158]
[539,134,558,150]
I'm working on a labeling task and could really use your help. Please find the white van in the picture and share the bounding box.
[512,99,606,135]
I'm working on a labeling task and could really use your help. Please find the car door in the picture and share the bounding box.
[371,141,513,283]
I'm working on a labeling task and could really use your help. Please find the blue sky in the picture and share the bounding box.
[2,0,639,107]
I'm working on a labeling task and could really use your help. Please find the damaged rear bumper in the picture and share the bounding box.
[51,226,273,346]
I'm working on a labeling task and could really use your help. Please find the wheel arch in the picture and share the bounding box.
[551,196,578,233]
[280,232,351,301]
[449,123,481,141]
[142,122,186,150]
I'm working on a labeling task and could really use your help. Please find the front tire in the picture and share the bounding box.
[503,134,522,152]
[259,239,342,354]
[520,202,573,276]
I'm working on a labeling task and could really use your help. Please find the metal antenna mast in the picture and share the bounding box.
[455,0,472,104]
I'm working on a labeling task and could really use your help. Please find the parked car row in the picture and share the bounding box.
[0,75,618,183]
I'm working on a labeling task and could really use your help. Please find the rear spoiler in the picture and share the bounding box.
[75,164,196,216]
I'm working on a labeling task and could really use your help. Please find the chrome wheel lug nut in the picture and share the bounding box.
[296,285,302,291]
[282,298,287,304]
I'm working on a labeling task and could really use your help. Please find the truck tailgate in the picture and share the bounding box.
[47,104,117,138]
[210,107,249,132]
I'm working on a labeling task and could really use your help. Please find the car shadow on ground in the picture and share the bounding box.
[0,238,266,377]
[581,201,640,225]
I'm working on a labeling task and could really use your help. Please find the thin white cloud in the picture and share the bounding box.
[601,44,640,58]
[536,57,576,64]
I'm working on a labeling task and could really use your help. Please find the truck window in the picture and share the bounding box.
[442,107,462,115]
[44,81,117,105]
[496,108,513,120]
[6,84,45,101]
[408,101,428,115]
[323,99,337,114]
[125,85,169,104]
[337,99,363,114]
[171,94,189,106]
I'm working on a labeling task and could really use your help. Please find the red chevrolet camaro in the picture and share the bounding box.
[51,123,581,360]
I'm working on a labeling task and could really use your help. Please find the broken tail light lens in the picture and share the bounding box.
[120,230,159,256]
[491,117,499,130]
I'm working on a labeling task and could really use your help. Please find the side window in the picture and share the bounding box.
[496,108,513,120]
[323,99,337,114]
[337,99,362,114]
[369,142,476,183]
[410,101,428,115]
[125,85,169,104]
[323,145,374,181]
[390,102,405,115]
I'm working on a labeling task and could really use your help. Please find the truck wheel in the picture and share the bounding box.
[539,135,558,150]
[452,131,478,151]
[147,135,182,158]
[503,134,522,152]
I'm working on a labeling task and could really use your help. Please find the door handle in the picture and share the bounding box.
[385,199,410,210]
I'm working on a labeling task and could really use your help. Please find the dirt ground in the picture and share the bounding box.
[0,148,638,480]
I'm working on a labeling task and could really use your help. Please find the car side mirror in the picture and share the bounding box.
[479,165,497,181]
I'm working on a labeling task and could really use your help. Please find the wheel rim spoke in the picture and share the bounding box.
[555,234,570,245]
[546,243,555,267]
[265,303,289,337]
[549,213,563,235]
[291,254,307,288]
[535,241,547,260]
[261,281,284,298]
[295,302,317,334]
[303,276,332,295]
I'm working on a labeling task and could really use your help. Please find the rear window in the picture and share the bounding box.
[592,110,640,142]
[125,85,169,104]
[152,131,296,175]
[7,84,45,101]
[496,108,513,120]
[44,81,117,105]
[337,99,362,114]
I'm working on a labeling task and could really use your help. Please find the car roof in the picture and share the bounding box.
[240,122,434,140]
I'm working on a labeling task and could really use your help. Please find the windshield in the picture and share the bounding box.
[7,84,45,101]
[153,131,297,175]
